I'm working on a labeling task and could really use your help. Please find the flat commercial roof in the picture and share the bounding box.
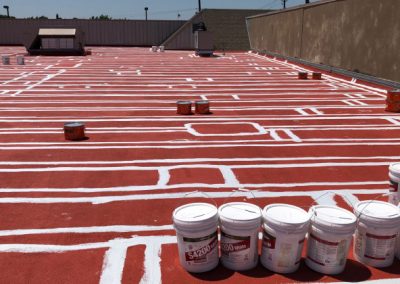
[0,46,397,284]
[38,28,77,36]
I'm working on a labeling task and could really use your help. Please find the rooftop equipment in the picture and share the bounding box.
[194,30,214,57]
[27,28,85,56]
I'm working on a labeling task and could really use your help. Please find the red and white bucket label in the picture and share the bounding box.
[389,180,399,192]
[262,230,304,268]
[355,231,397,261]
[221,231,252,264]
[183,231,218,264]
[262,230,276,249]
[388,180,400,205]
[306,234,348,268]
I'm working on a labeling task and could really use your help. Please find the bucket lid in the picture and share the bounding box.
[309,205,357,233]
[389,162,400,178]
[177,101,191,105]
[173,203,218,230]
[263,204,310,232]
[218,202,261,229]
[64,122,84,127]
[196,100,209,105]
[354,200,400,225]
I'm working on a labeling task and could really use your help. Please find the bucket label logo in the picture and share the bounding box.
[221,232,251,255]
[389,180,398,192]
[184,231,218,262]
[262,230,276,249]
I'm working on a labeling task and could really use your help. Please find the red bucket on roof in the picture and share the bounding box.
[64,122,86,141]
[177,101,192,115]
[386,90,400,113]
[298,72,308,80]
[195,100,211,114]
[312,72,322,80]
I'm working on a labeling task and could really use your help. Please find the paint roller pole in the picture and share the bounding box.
[144,7,148,21]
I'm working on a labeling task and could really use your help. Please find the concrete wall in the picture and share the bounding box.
[0,19,185,47]
[164,9,270,50]
[247,0,400,82]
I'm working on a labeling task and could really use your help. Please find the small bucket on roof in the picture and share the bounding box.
[195,100,211,114]
[64,122,86,141]
[16,55,25,65]
[298,72,308,80]
[177,101,192,115]
[312,72,322,80]
[2,55,10,65]
[386,89,400,113]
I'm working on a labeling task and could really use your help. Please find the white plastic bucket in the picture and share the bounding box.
[151,46,158,52]
[389,163,400,205]
[2,55,10,65]
[219,202,261,271]
[173,203,219,273]
[397,205,400,260]
[260,204,310,273]
[354,200,400,267]
[397,233,400,260]
[306,205,357,275]
[16,55,25,65]
[159,46,165,52]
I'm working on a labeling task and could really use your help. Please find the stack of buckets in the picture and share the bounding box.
[173,193,400,274]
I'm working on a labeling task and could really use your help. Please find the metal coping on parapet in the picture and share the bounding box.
[252,49,400,89]
[246,0,339,20]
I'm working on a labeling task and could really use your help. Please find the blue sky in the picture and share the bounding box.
[1,0,318,19]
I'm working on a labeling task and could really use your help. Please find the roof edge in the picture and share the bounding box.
[246,0,345,20]
[251,49,400,89]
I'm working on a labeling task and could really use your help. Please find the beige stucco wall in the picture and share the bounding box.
[0,19,185,47]
[247,9,303,57]
[164,9,270,50]
[247,0,400,82]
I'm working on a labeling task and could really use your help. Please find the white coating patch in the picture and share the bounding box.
[185,122,267,137]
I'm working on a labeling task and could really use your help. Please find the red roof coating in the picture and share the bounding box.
[0,46,398,283]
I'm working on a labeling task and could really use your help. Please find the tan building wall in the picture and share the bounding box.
[0,19,185,47]
[247,0,400,82]
[164,9,270,51]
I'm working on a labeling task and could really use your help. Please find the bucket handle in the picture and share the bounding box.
[308,191,359,209]
[183,190,218,208]
[222,188,257,204]
[354,193,391,226]
[309,192,390,225]
[221,188,262,216]
[308,191,381,222]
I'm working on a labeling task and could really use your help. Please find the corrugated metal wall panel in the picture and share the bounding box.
[0,19,185,46]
